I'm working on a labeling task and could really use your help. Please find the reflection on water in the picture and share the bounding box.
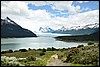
[1,37,87,51]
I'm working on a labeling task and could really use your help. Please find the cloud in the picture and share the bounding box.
[1,1,29,17]
[49,1,81,14]
[27,1,47,6]
[28,1,81,14]
[1,1,99,32]
[76,1,89,3]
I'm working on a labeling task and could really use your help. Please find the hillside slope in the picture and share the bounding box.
[1,17,37,38]
[55,31,99,42]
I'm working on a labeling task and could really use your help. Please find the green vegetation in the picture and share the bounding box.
[26,55,36,61]
[42,48,46,52]
[1,42,99,66]
[88,41,94,45]
[63,43,99,66]
[1,49,13,54]
[19,49,27,52]
[40,52,45,56]
[77,44,84,48]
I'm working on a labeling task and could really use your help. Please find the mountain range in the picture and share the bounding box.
[39,23,99,35]
[1,17,37,38]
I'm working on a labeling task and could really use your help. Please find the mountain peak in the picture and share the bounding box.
[1,17,37,38]
[3,17,17,25]
[4,17,10,21]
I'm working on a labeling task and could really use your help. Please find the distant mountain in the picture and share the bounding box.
[38,23,99,35]
[55,31,99,42]
[1,17,37,38]
[52,23,99,35]
[39,26,54,33]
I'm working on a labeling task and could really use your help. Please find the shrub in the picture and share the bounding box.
[28,48,31,50]
[40,52,45,56]
[66,48,79,62]
[47,47,52,51]
[1,51,6,54]
[1,49,13,54]
[7,49,13,53]
[37,48,42,51]
[19,49,27,52]
[14,50,19,52]
[33,49,36,51]
[42,48,46,52]
[27,56,36,61]
[52,47,56,51]
[77,45,84,48]
[62,48,67,51]
[88,41,94,45]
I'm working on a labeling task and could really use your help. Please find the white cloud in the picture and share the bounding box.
[28,1,47,6]
[48,1,81,14]
[29,1,81,14]
[65,10,99,26]
[1,1,29,17]
[76,1,89,3]
[1,1,99,33]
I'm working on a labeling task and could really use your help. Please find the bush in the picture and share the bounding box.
[19,49,27,52]
[27,56,36,61]
[1,51,7,54]
[77,45,84,48]
[37,48,42,51]
[40,52,45,56]
[14,50,19,52]
[47,47,52,51]
[1,49,13,54]
[66,48,79,62]
[88,41,94,45]
[28,48,31,50]
[52,47,56,51]
[42,48,46,52]
[7,49,13,53]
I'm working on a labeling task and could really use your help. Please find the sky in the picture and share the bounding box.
[1,1,99,32]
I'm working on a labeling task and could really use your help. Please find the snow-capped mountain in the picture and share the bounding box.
[1,17,18,25]
[53,23,99,35]
[1,17,37,38]
[39,23,99,35]
[59,23,99,31]
[39,26,54,33]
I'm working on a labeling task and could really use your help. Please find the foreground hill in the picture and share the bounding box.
[55,31,99,42]
[1,17,37,38]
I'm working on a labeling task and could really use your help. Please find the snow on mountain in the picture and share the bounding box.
[61,23,99,31]
[2,17,17,25]
[39,26,54,33]
[39,23,99,33]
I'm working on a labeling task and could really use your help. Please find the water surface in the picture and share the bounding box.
[1,37,87,51]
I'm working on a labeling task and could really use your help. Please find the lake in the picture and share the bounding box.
[1,37,88,51]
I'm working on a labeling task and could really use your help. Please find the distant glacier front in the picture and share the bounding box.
[35,33,72,37]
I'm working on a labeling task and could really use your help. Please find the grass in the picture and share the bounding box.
[1,50,60,66]
[70,63,88,66]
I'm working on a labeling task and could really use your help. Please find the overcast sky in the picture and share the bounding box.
[1,1,99,32]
